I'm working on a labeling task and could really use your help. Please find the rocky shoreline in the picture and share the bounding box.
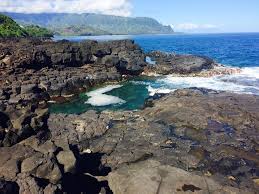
[0,38,258,194]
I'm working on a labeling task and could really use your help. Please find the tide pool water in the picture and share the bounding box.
[51,33,259,114]
[50,80,150,114]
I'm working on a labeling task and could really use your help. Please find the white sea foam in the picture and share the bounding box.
[147,86,174,96]
[147,67,259,96]
[236,67,259,79]
[85,85,126,106]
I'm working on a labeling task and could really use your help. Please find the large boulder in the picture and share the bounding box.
[0,144,35,180]
[1,104,49,147]
[56,150,76,173]
[146,51,215,74]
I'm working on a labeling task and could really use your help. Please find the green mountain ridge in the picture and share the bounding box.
[0,14,28,37]
[51,25,111,36]
[0,13,53,38]
[3,12,174,35]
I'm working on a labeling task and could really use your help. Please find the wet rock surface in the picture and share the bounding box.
[145,51,215,74]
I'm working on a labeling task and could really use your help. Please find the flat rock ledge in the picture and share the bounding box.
[108,160,252,194]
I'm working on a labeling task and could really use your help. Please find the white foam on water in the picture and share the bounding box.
[160,76,251,92]
[147,86,174,96]
[85,85,126,106]
[239,67,259,79]
[148,67,259,96]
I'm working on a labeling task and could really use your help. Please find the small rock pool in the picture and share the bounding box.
[49,78,153,114]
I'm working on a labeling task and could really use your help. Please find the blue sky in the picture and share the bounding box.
[131,0,259,33]
[0,0,258,33]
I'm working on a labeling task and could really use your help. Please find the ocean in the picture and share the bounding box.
[51,33,259,114]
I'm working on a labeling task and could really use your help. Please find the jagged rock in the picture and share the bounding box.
[108,160,252,194]
[19,136,57,155]
[2,131,19,147]
[56,150,76,173]
[17,175,44,194]
[146,51,215,74]
[1,106,49,147]
[48,110,111,144]
[0,159,20,180]
[99,55,120,67]
[20,84,38,95]
[21,152,45,173]
[35,158,62,184]
[92,42,112,57]
[0,144,35,180]
[0,38,146,77]
[32,108,49,127]
[43,183,61,194]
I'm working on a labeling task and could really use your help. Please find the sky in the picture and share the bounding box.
[0,0,258,33]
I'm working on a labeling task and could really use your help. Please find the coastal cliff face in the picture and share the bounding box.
[0,38,258,194]
[4,12,175,36]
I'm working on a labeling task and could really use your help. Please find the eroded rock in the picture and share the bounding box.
[56,150,76,173]
[145,51,215,74]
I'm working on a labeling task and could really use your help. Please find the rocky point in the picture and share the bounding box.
[0,38,258,194]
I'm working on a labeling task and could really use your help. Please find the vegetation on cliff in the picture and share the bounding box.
[4,12,174,35]
[0,13,27,37]
[51,25,111,36]
[24,25,53,38]
[0,14,53,38]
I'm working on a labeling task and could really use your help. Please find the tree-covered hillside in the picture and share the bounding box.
[0,14,28,37]
[3,12,174,35]
[51,25,111,36]
[0,14,53,38]
[24,25,54,38]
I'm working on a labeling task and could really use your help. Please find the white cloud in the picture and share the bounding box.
[0,0,132,17]
[173,23,219,32]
